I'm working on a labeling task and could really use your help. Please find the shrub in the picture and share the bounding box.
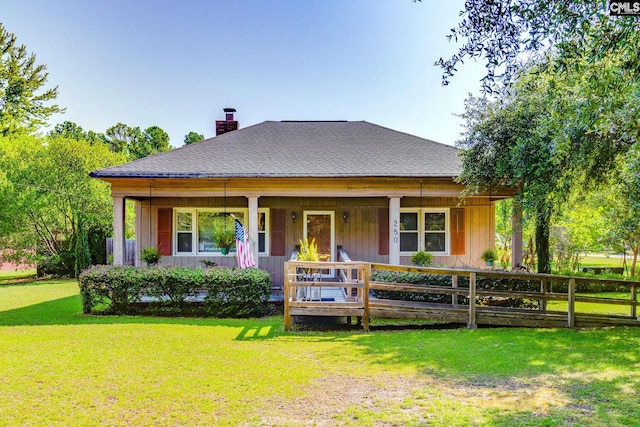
[481,248,497,263]
[78,265,271,317]
[297,238,319,261]
[411,250,433,267]
[78,265,143,314]
[371,270,540,308]
[371,270,455,304]
[550,269,635,293]
[140,246,162,267]
[202,267,271,317]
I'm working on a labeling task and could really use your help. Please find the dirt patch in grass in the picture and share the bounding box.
[256,372,574,426]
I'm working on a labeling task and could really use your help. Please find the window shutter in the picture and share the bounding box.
[451,208,465,255]
[157,208,172,256]
[378,208,389,255]
[270,208,286,256]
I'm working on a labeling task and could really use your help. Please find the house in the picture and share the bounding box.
[90,111,518,286]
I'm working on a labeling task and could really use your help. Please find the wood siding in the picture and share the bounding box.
[134,196,495,286]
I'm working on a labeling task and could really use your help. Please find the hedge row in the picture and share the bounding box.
[370,271,542,309]
[371,269,637,308]
[78,265,271,317]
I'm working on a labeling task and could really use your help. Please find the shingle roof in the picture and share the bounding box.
[90,121,462,179]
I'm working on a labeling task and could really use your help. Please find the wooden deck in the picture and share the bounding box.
[283,261,640,331]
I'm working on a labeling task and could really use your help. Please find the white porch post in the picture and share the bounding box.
[134,200,142,267]
[389,197,401,265]
[113,196,125,265]
[511,203,523,268]
[248,196,259,268]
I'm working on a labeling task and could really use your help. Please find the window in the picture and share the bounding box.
[258,210,268,253]
[197,211,244,253]
[399,212,419,252]
[176,211,194,253]
[399,208,449,255]
[173,208,269,255]
[424,212,446,252]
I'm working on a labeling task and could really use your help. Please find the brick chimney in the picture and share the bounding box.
[216,108,239,136]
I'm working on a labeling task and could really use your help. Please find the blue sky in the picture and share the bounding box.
[2,1,486,147]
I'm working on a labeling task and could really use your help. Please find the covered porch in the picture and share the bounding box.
[108,176,519,287]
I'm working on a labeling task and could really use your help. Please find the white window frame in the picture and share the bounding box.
[173,208,270,256]
[174,209,196,255]
[399,208,450,256]
[258,208,270,256]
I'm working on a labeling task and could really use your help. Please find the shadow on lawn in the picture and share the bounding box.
[0,295,283,333]
[346,325,640,382]
[341,327,640,424]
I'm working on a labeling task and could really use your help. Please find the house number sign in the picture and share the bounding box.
[392,219,399,244]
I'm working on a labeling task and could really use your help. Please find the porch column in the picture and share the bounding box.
[511,203,523,268]
[248,196,259,268]
[134,200,142,267]
[389,197,401,265]
[113,196,126,265]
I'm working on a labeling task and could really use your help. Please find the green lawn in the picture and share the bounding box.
[547,292,636,316]
[579,254,626,268]
[0,268,36,282]
[2,280,640,426]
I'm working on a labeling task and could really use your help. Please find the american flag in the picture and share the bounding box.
[235,219,256,268]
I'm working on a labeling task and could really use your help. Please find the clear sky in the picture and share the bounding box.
[1,0,487,147]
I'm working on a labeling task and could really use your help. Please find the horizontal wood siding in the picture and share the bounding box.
[425,204,494,269]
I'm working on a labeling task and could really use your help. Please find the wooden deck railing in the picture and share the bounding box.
[283,261,640,331]
[284,261,370,331]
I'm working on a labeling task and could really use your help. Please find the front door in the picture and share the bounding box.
[303,211,335,276]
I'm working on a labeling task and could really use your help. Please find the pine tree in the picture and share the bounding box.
[0,23,62,135]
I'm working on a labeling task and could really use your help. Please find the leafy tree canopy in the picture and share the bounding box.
[435,1,640,93]
[48,120,109,146]
[105,123,171,160]
[0,134,126,273]
[0,23,63,135]
[184,131,204,145]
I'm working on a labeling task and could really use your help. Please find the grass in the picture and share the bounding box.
[0,268,36,282]
[2,280,640,426]
[579,255,626,269]
[547,292,636,316]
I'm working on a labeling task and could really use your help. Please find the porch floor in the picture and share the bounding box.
[137,288,346,303]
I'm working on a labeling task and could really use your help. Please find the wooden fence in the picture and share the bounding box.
[106,238,136,266]
[283,261,640,331]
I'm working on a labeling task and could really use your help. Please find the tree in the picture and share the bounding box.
[0,134,126,275]
[0,23,62,135]
[436,1,640,93]
[457,77,561,273]
[450,2,640,270]
[184,131,204,145]
[105,123,141,157]
[48,121,88,141]
[105,123,171,160]
[551,189,610,271]
[140,125,171,157]
[606,145,640,276]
